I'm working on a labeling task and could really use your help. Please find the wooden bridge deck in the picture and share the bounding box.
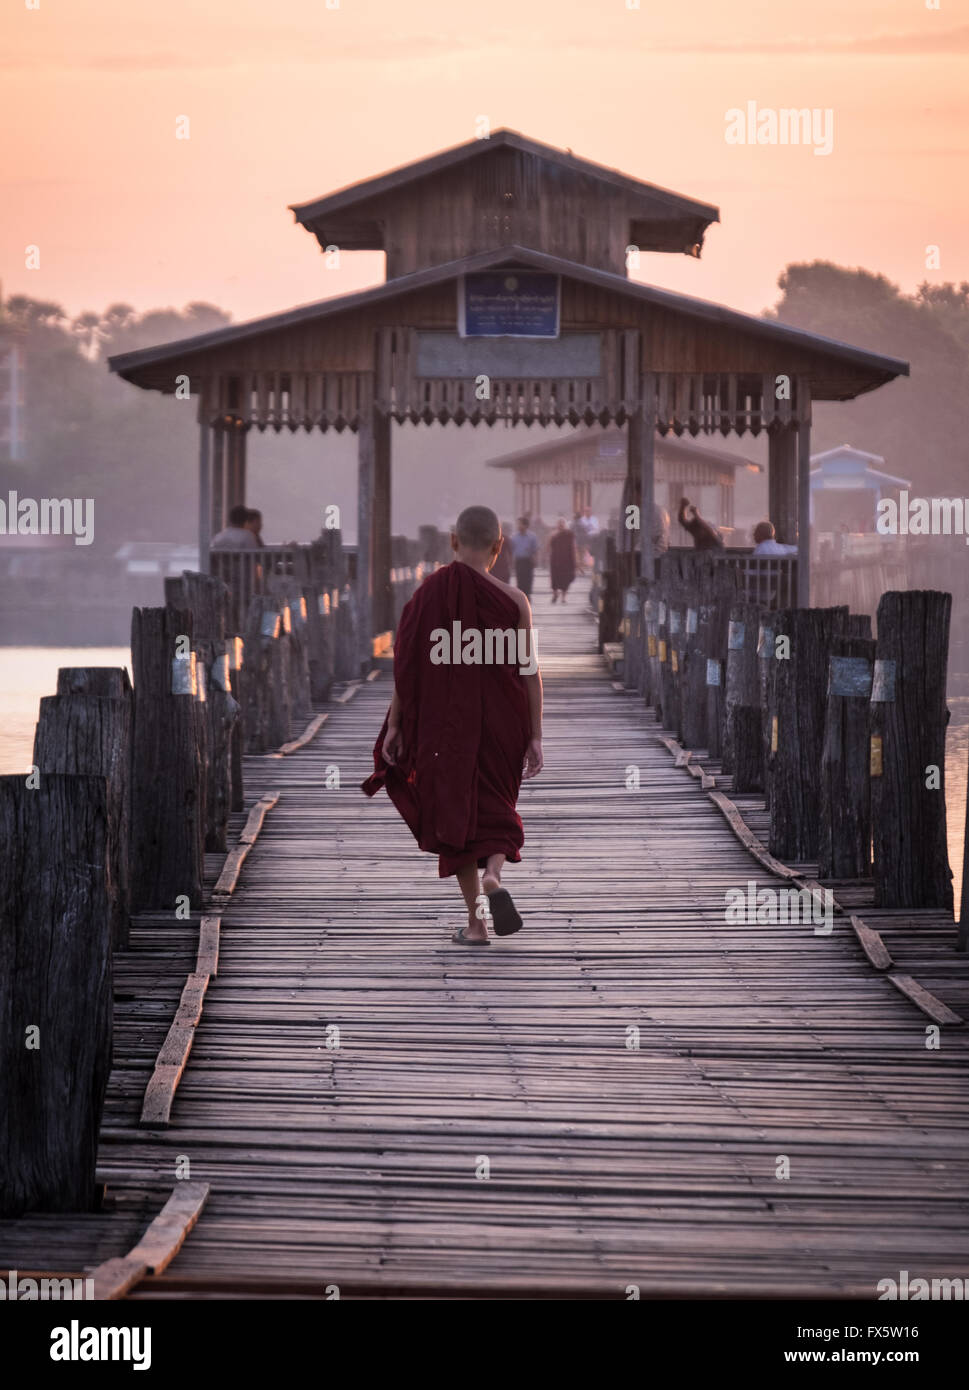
[4,581,969,1297]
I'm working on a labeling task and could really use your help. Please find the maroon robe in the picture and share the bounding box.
[361,561,532,877]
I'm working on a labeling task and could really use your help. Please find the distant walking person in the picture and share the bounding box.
[211,504,259,549]
[490,526,512,583]
[509,516,539,598]
[548,518,576,603]
[677,497,724,551]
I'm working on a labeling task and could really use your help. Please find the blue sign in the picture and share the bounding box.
[460,272,560,338]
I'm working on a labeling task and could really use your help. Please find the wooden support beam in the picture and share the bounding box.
[796,382,812,608]
[630,366,655,580]
[767,425,798,548]
[357,404,375,672]
[373,408,392,635]
[211,423,226,535]
[198,387,211,572]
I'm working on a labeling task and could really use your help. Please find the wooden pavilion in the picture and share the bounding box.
[484,425,761,535]
[109,128,908,661]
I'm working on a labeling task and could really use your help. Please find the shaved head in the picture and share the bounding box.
[454,505,501,551]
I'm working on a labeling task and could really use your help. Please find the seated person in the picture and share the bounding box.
[211,504,259,549]
[751,520,797,556]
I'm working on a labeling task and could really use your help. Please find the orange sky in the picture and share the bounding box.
[1,0,966,325]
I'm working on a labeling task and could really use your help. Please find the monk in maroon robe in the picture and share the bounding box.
[361,506,544,945]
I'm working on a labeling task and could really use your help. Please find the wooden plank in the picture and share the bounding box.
[848,914,893,972]
[195,914,221,977]
[89,1183,210,1298]
[277,712,328,757]
[707,788,801,880]
[887,974,964,1027]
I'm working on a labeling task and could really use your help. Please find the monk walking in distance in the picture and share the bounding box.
[362,505,544,945]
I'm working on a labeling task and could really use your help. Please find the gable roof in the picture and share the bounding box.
[108,244,909,398]
[289,128,720,239]
[486,426,762,472]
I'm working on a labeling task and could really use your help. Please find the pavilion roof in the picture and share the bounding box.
[109,244,909,399]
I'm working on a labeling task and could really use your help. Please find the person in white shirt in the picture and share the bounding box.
[751,521,797,556]
[211,505,260,549]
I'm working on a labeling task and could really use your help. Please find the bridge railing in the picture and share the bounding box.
[0,526,437,1215]
[617,549,955,920]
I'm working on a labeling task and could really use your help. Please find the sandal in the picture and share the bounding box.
[451,921,490,947]
[487,888,523,937]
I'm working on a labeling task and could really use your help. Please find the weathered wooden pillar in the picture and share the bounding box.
[819,635,875,879]
[768,606,848,861]
[373,409,393,636]
[129,607,205,910]
[198,386,211,573]
[356,402,375,672]
[632,371,656,581]
[870,590,952,910]
[211,423,226,535]
[723,602,762,782]
[768,426,798,547]
[33,678,133,949]
[0,774,113,1214]
[226,422,247,514]
[796,383,813,608]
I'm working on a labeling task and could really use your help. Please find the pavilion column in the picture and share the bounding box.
[211,423,226,536]
[197,387,211,573]
[372,410,392,635]
[630,371,656,579]
[768,425,798,546]
[226,423,246,514]
[356,398,376,671]
[796,382,813,607]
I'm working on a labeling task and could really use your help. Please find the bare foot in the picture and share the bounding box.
[481,870,501,896]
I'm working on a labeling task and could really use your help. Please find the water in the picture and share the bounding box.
[0,646,131,774]
[1,645,966,917]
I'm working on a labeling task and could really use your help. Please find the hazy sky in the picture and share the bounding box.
[1,0,965,325]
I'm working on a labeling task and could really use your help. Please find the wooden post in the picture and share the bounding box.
[373,409,392,636]
[211,423,226,536]
[796,383,812,608]
[129,607,204,910]
[768,606,848,861]
[704,565,738,759]
[0,774,113,1214]
[33,682,133,948]
[758,614,775,805]
[819,635,875,879]
[870,590,953,910]
[960,764,969,950]
[56,667,131,697]
[768,426,798,547]
[681,558,708,750]
[198,387,211,573]
[629,375,655,581]
[723,602,762,778]
[357,404,375,672]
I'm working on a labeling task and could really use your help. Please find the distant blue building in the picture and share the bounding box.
[810,445,911,536]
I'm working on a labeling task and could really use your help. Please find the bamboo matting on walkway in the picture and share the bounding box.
[3,576,968,1297]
